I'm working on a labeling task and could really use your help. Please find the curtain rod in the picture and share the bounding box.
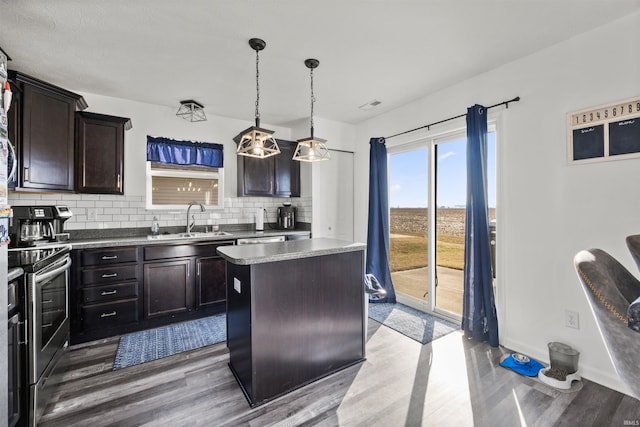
[384,96,520,140]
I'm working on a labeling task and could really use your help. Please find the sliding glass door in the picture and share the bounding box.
[388,148,429,304]
[388,130,496,319]
[433,136,467,315]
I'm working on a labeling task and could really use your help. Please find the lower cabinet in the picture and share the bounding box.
[144,259,192,318]
[71,240,234,344]
[196,256,227,308]
[142,240,233,321]
[72,247,141,341]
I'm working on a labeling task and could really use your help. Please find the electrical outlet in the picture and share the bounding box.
[565,309,580,329]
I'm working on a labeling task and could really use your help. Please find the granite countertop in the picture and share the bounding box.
[216,238,366,265]
[68,229,310,249]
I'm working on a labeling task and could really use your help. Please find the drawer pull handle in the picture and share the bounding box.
[101,311,117,318]
[101,255,118,260]
[42,323,53,328]
[101,290,118,296]
[101,273,118,278]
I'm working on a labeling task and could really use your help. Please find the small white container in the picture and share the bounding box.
[255,207,264,231]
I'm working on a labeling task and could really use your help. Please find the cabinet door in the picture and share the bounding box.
[237,155,275,196]
[144,259,193,318]
[196,256,226,308]
[274,140,300,197]
[76,112,127,194]
[21,84,75,191]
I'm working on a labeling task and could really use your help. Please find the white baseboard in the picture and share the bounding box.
[500,336,633,398]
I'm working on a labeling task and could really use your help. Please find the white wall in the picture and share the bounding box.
[354,12,640,396]
[286,117,357,239]
[9,94,312,229]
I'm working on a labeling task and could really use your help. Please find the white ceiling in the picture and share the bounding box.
[1,1,639,126]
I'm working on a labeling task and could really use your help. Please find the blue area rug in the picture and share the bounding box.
[368,302,460,345]
[113,314,226,370]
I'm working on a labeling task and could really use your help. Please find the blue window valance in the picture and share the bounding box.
[146,136,224,168]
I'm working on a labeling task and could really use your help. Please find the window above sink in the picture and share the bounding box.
[146,162,224,210]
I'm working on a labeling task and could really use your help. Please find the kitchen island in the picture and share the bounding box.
[217,238,366,407]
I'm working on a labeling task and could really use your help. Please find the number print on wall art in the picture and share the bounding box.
[568,97,640,164]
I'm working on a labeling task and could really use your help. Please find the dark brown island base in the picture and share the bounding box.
[217,238,367,407]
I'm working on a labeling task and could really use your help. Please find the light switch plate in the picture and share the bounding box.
[565,309,580,329]
[234,277,241,294]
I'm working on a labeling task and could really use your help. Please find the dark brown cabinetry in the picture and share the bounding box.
[274,140,300,197]
[226,249,365,407]
[237,139,301,197]
[8,71,87,192]
[71,240,233,344]
[73,247,141,340]
[75,112,131,194]
[196,256,227,308]
[144,259,192,318]
[143,241,233,320]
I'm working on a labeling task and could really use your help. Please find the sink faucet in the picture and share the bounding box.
[186,202,206,234]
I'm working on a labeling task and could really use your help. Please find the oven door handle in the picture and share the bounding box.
[35,257,72,283]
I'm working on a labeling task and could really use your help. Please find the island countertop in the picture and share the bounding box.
[217,237,366,265]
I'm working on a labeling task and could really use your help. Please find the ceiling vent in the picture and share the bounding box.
[359,99,382,111]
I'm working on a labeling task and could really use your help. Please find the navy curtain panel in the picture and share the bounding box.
[366,137,396,303]
[146,136,224,167]
[462,105,499,347]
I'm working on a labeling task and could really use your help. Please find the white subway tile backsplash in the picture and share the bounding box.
[8,193,312,230]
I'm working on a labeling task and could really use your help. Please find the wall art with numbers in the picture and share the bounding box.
[568,96,640,164]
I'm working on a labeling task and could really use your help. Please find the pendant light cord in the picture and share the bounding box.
[310,67,315,136]
[255,49,261,123]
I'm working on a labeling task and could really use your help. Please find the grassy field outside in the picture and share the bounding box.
[390,207,495,272]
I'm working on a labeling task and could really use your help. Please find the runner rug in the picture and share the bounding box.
[112,314,226,370]
[368,302,460,345]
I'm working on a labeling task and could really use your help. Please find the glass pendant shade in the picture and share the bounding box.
[293,135,330,162]
[236,38,279,159]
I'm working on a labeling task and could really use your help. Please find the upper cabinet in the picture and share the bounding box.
[8,71,88,192]
[237,139,301,197]
[75,112,131,194]
[274,140,300,197]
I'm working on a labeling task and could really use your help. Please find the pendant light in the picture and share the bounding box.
[235,38,280,159]
[293,58,330,162]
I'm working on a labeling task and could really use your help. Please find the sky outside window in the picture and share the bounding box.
[389,132,496,208]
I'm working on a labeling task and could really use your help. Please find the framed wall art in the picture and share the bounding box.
[568,96,640,164]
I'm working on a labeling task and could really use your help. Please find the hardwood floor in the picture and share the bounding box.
[40,321,640,427]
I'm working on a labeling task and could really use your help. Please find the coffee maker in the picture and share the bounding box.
[9,205,73,247]
[277,203,296,230]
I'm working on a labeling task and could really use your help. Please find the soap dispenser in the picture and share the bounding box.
[151,216,160,235]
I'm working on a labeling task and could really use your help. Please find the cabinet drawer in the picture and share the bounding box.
[82,264,138,285]
[82,247,138,266]
[82,282,138,304]
[82,299,138,330]
[144,241,234,261]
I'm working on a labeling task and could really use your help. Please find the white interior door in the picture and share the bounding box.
[312,150,354,240]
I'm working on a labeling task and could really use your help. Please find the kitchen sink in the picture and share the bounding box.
[147,231,232,240]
